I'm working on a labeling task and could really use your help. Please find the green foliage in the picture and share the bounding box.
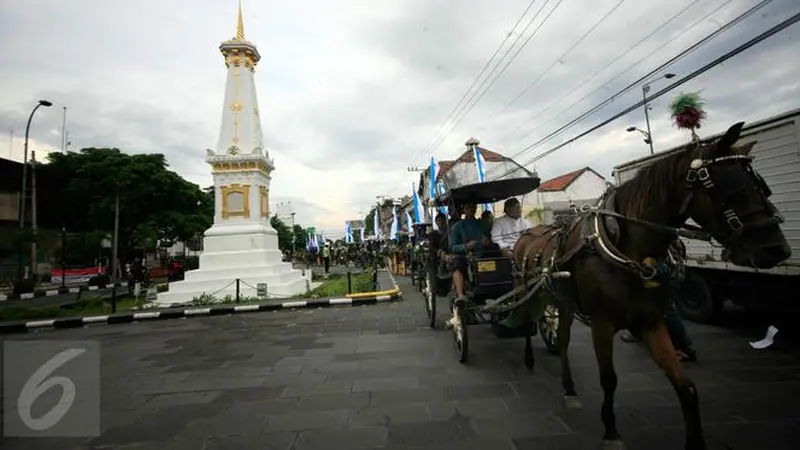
[39,148,213,262]
[270,215,293,253]
[270,215,310,254]
[292,224,307,252]
[364,207,376,236]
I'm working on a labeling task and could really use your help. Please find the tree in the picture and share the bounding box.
[39,148,213,263]
[292,224,307,252]
[364,207,376,236]
[270,215,294,253]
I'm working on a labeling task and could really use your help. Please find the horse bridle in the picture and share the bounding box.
[678,142,783,245]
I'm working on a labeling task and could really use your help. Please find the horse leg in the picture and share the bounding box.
[558,304,580,409]
[591,318,624,448]
[641,320,705,450]
[523,334,534,371]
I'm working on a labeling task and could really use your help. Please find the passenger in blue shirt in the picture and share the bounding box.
[448,203,489,302]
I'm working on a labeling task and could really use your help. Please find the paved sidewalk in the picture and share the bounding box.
[2,275,799,449]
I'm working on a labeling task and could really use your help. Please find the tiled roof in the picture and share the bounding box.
[438,147,505,177]
[537,167,604,192]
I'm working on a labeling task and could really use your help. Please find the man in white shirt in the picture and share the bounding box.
[491,198,532,257]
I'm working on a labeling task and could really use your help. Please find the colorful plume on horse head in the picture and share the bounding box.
[669,92,706,132]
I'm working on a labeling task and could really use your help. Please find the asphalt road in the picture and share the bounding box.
[2,274,799,449]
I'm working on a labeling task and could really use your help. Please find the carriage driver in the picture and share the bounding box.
[491,198,533,258]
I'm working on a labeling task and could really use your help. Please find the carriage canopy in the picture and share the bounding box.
[435,154,540,205]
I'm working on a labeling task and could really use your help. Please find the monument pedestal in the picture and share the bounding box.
[154,223,311,307]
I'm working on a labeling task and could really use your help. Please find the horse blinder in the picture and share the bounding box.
[683,150,776,240]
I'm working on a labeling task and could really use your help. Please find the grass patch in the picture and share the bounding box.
[0,294,144,323]
[301,272,375,298]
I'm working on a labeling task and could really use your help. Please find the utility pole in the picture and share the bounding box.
[290,211,296,255]
[60,106,68,292]
[30,151,38,278]
[7,130,12,160]
[110,189,120,312]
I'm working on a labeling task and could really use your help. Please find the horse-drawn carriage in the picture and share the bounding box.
[417,116,795,449]
[419,154,567,367]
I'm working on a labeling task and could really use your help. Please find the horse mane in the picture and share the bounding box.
[614,144,694,219]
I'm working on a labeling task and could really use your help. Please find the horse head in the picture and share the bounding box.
[678,121,790,269]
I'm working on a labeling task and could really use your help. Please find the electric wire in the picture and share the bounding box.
[480,0,628,134]
[408,0,540,167]
[503,0,774,164]
[427,0,565,158]
[422,0,565,161]
[517,11,800,171]
[494,0,715,143]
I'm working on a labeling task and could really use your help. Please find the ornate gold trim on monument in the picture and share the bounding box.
[211,160,271,175]
[220,184,251,219]
[259,186,269,217]
[223,50,258,69]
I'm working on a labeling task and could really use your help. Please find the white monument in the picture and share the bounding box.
[155,3,310,306]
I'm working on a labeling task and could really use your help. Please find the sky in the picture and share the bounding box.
[1,0,798,235]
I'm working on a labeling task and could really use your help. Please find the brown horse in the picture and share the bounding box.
[513,122,790,450]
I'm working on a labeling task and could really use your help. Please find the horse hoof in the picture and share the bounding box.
[602,440,626,450]
[563,395,582,410]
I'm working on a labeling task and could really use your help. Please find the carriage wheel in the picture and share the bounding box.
[425,271,436,329]
[538,303,560,355]
[453,301,469,364]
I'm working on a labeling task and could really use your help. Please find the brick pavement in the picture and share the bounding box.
[2,275,800,449]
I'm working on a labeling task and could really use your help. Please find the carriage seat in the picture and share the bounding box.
[470,256,514,301]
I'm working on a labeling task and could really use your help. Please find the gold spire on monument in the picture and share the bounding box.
[220,0,260,69]
[235,0,245,40]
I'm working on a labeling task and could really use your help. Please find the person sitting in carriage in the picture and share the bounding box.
[491,198,533,258]
[445,203,492,323]
[428,213,450,273]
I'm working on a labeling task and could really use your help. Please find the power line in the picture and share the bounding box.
[504,0,774,163]
[497,0,714,144]
[426,0,565,159]
[409,0,540,167]
[519,10,800,169]
[480,0,628,133]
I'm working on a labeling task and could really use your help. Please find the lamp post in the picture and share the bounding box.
[641,73,675,155]
[17,99,52,278]
[625,126,652,146]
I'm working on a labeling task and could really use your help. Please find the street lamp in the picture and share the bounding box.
[641,73,675,155]
[17,99,52,279]
[625,126,652,145]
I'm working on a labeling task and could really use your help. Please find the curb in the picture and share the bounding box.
[0,284,123,302]
[0,289,404,335]
[345,268,401,299]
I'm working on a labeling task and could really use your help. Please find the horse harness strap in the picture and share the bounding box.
[581,192,659,279]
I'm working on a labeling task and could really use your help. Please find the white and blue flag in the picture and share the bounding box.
[473,145,493,214]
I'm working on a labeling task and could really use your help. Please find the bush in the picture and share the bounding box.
[12,278,36,295]
[88,273,111,287]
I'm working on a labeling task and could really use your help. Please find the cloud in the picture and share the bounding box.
[1,0,798,231]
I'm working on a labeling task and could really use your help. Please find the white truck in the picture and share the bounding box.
[612,108,800,322]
